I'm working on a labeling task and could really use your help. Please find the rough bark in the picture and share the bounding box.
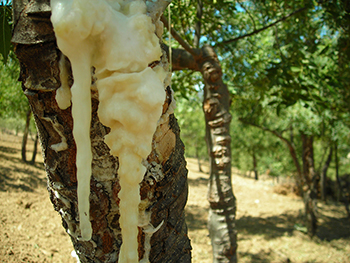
[200,45,237,263]
[301,133,318,237]
[12,0,191,262]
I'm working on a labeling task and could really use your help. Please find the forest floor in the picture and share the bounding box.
[0,131,349,263]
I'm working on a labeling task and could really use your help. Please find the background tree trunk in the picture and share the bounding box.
[301,133,318,237]
[320,147,332,201]
[334,142,350,217]
[200,45,237,263]
[29,132,39,164]
[252,152,258,181]
[21,107,31,162]
[12,0,191,262]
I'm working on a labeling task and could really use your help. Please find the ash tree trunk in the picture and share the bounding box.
[12,0,191,262]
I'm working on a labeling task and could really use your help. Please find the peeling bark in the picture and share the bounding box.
[12,0,191,262]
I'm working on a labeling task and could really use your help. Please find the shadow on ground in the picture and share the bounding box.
[237,208,350,243]
[185,204,208,230]
[0,145,46,192]
[237,212,299,240]
[238,248,292,263]
[187,176,208,187]
[317,204,350,241]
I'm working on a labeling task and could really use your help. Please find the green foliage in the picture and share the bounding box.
[0,52,29,120]
[166,0,350,179]
[230,113,292,176]
[174,93,207,160]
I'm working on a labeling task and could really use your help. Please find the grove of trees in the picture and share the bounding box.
[1,0,350,262]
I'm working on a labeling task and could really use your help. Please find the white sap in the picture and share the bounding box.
[50,0,166,262]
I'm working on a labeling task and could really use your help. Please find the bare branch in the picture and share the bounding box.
[215,6,307,47]
[161,15,199,57]
[194,0,203,48]
[237,0,256,31]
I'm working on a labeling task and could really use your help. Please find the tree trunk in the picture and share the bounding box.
[200,45,237,263]
[21,107,31,162]
[334,142,350,217]
[161,19,238,262]
[12,1,191,262]
[195,145,203,173]
[320,147,332,201]
[252,152,258,180]
[29,132,39,164]
[301,133,318,237]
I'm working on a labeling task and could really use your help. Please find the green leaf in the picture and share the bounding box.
[0,4,12,64]
[290,66,301,72]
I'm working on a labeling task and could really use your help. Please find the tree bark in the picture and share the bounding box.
[12,0,191,262]
[162,19,238,263]
[301,133,318,237]
[200,45,237,263]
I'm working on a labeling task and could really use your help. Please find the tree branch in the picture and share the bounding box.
[194,0,203,48]
[161,15,199,57]
[215,6,307,47]
[237,0,256,31]
[162,44,200,71]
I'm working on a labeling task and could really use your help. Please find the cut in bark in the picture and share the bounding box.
[12,0,191,262]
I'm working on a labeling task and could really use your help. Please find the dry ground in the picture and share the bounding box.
[0,131,349,262]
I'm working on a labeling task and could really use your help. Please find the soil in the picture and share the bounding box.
[0,131,349,263]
